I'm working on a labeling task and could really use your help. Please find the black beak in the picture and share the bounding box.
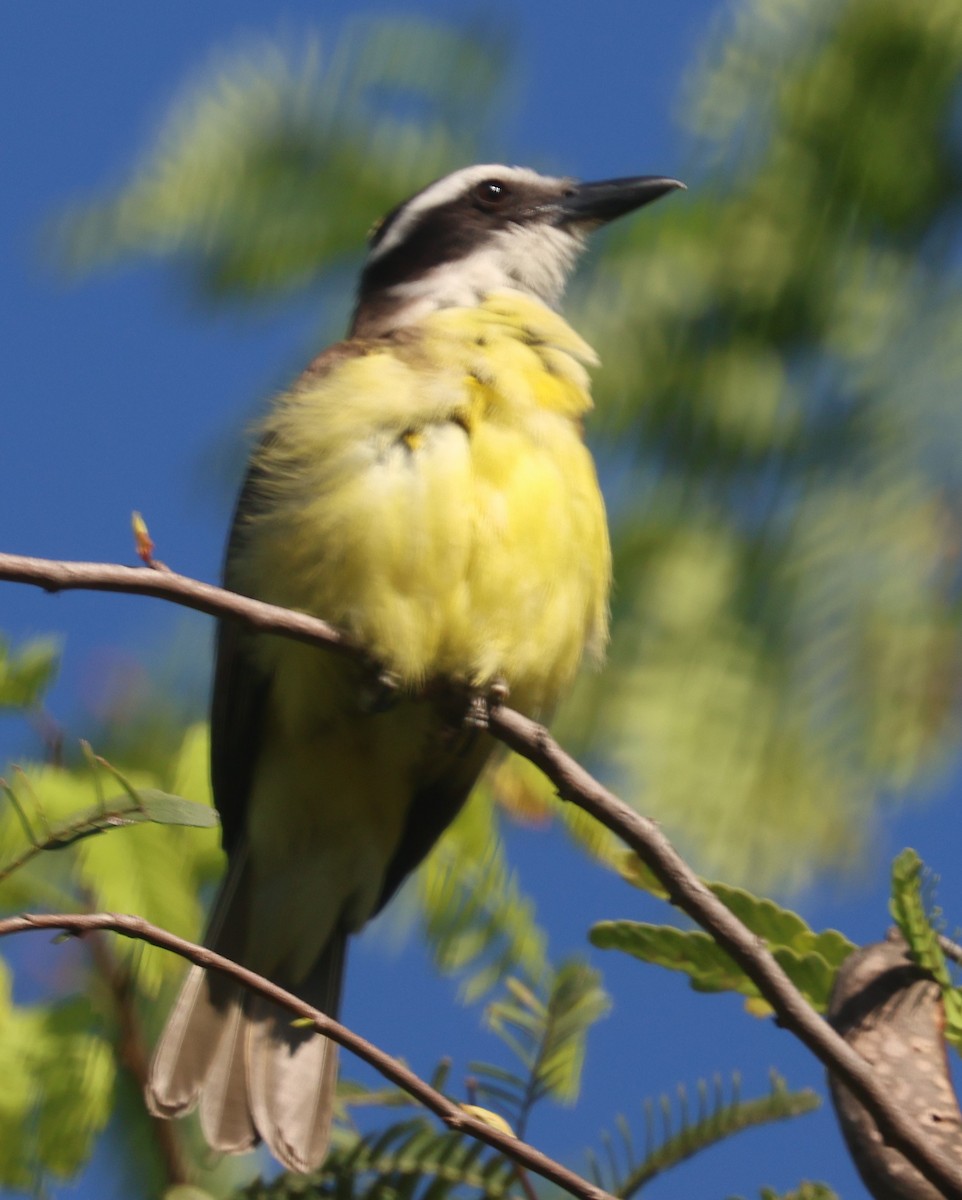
[555,175,685,227]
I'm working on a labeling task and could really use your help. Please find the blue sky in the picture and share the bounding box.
[2,4,960,1199]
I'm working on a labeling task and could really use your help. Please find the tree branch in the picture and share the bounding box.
[0,911,612,1200]
[2,550,961,1196]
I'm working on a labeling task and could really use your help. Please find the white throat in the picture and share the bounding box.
[383,222,584,328]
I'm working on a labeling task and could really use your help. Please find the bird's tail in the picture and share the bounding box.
[146,855,345,1173]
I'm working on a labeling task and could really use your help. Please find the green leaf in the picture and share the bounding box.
[0,773,217,887]
[708,882,854,968]
[591,922,762,1001]
[92,754,216,829]
[889,847,962,1052]
[113,788,220,829]
[73,760,222,995]
[0,636,60,711]
[626,871,856,965]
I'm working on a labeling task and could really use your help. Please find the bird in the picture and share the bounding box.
[147,163,683,1172]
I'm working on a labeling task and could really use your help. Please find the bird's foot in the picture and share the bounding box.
[464,678,509,729]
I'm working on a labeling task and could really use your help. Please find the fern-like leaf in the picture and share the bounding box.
[235,1118,517,1200]
[471,960,610,1138]
[591,877,855,1014]
[756,1184,840,1200]
[419,791,548,1003]
[890,847,962,1052]
[585,1071,819,1198]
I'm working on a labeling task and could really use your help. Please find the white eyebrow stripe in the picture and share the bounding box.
[368,164,565,262]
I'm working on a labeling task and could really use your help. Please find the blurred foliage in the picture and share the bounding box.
[231,1073,818,1200]
[228,968,607,1199]
[224,992,820,1200]
[417,785,548,1004]
[0,958,115,1191]
[0,635,60,711]
[564,0,962,886]
[5,0,962,1193]
[57,17,511,302]
[234,1119,518,1200]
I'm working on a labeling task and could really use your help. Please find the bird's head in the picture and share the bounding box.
[351,164,683,336]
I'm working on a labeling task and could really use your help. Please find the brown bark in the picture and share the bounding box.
[828,931,962,1199]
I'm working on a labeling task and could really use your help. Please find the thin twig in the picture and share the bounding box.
[0,911,613,1200]
[0,802,149,884]
[0,553,351,657]
[939,934,962,969]
[2,551,962,1196]
[513,1165,541,1200]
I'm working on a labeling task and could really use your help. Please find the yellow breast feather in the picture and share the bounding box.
[239,291,610,716]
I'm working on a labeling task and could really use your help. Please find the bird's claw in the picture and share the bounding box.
[464,678,509,729]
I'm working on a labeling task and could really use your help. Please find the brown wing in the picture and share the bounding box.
[373,716,495,916]
[211,339,375,852]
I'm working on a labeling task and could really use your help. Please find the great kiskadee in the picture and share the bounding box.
[147,164,682,1171]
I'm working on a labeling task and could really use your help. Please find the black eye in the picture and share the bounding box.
[474,179,509,208]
